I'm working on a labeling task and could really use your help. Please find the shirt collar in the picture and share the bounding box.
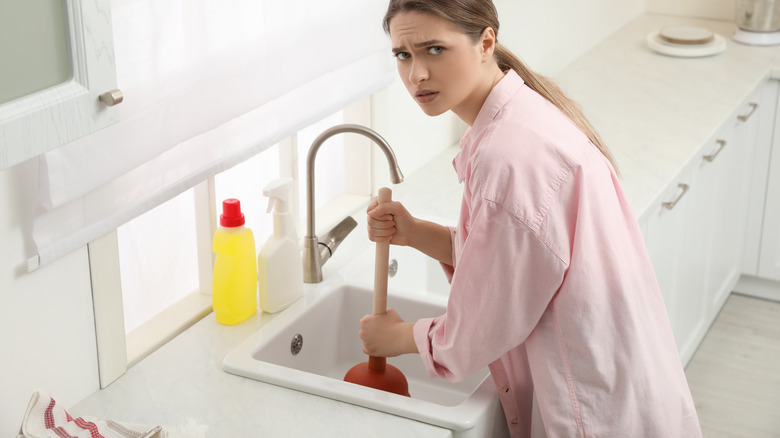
[453,70,525,182]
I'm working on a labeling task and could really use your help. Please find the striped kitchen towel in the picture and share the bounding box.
[18,391,162,438]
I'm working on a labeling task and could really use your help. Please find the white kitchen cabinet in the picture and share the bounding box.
[0,0,119,171]
[742,80,779,278]
[645,86,766,366]
[736,78,780,301]
[757,84,780,283]
[645,167,693,347]
[645,163,705,365]
[699,95,761,319]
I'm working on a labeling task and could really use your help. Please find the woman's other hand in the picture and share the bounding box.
[358,309,417,357]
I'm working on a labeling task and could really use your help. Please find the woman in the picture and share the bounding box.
[359,0,702,437]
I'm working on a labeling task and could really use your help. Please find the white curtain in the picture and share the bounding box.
[30,0,394,269]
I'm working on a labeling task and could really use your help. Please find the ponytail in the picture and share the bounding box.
[494,43,619,175]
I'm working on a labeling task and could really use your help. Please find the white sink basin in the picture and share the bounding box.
[223,245,507,437]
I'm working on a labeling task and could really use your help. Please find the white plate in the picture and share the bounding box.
[647,31,726,58]
[659,26,715,45]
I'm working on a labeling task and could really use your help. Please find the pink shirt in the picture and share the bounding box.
[413,70,701,437]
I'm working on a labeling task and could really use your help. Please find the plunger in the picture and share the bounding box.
[344,187,410,397]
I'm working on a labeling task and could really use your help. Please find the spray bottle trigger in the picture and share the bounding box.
[263,178,293,216]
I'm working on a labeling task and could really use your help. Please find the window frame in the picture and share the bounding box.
[89,99,373,388]
[88,179,215,386]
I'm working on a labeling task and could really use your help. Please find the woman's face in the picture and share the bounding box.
[389,11,494,122]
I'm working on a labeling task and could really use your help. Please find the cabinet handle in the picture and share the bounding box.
[703,140,727,162]
[99,89,124,107]
[737,102,758,122]
[662,183,689,210]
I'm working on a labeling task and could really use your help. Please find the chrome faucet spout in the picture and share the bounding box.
[303,124,404,283]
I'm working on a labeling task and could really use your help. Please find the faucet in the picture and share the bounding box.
[303,124,404,283]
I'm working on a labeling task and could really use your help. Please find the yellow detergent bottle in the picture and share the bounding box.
[212,198,257,325]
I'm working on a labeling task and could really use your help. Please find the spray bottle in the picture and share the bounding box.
[258,178,303,313]
[212,198,257,325]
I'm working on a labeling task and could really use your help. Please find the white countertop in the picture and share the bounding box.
[556,14,780,223]
[71,13,780,437]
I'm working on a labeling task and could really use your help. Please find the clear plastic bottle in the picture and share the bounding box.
[212,198,257,325]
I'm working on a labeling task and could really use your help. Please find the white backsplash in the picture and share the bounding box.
[647,0,737,21]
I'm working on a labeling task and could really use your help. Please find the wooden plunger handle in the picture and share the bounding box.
[369,187,392,372]
[373,187,392,315]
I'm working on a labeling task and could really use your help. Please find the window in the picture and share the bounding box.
[111,107,367,371]
[117,188,205,365]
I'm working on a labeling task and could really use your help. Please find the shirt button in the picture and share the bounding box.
[502,386,510,393]
[511,418,519,425]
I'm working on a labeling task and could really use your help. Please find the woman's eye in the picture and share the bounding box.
[394,52,410,61]
[428,46,445,55]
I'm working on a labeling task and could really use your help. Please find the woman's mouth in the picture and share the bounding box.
[415,90,439,104]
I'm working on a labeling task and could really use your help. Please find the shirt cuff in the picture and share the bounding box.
[413,317,442,379]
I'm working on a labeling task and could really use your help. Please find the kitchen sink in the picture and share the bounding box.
[222,244,507,437]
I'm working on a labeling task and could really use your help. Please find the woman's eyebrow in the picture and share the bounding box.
[392,39,445,53]
[414,39,445,48]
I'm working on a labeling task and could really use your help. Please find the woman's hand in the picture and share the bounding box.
[358,309,417,357]
[366,198,416,246]
[366,196,454,266]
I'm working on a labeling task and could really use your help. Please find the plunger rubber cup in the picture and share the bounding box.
[344,356,410,397]
[343,187,410,397]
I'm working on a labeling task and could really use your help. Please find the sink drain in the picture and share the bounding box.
[388,259,398,278]
[291,334,303,355]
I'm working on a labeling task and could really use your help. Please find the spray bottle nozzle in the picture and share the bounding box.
[263,178,293,214]
[264,178,295,238]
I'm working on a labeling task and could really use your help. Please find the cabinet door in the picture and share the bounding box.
[645,166,703,364]
[743,81,779,277]
[0,0,119,171]
[698,98,757,318]
[759,98,780,281]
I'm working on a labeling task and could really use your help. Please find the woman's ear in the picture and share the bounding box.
[480,27,497,59]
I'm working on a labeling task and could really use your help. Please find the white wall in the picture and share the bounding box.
[495,0,645,76]
[648,0,736,21]
[0,158,99,433]
[0,0,659,434]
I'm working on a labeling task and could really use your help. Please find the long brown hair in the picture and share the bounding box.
[383,0,619,174]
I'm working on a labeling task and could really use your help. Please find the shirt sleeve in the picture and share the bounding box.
[414,197,567,381]
[438,226,458,283]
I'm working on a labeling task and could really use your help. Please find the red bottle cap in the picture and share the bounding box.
[220,198,245,227]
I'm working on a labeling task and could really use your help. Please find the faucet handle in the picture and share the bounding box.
[318,216,357,261]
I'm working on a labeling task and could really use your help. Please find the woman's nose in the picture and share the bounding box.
[409,60,429,84]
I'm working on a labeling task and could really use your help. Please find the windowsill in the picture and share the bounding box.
[125,291,213,367]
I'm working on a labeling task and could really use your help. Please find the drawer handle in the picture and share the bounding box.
[99,89,124,107]
[703,140,727,162]
[737,102,758,122]
[662,183,689,210]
